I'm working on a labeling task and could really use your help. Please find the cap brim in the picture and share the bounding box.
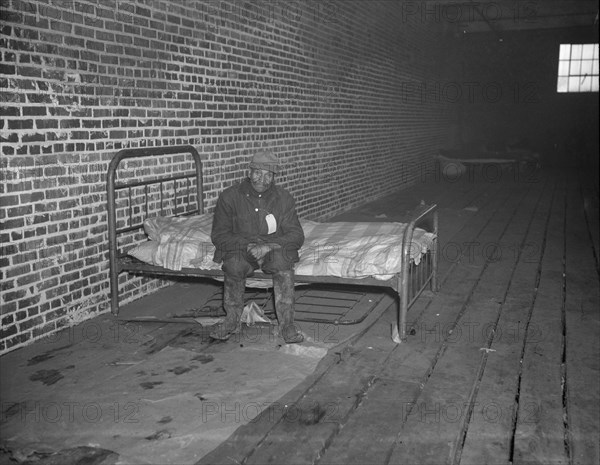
[249,163,279,174]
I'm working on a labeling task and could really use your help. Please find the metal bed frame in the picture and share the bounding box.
[107,145,438,342]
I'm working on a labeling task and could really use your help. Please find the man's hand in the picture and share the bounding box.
[247,243,273,262]
[247,242,281,262]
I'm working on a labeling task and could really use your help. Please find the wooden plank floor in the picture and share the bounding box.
[1,166,597,465]
[199,166,599,465]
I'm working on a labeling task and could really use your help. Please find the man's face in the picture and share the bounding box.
[249,168,274,193]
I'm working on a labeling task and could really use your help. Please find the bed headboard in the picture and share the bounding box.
[107,145,204,256]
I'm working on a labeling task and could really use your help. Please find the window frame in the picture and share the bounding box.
[557,43,599,93]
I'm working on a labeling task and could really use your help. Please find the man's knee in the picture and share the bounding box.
[222,257,255,278]
[262,249,295,274]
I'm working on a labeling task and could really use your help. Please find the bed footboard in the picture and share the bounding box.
[395,203,439,342]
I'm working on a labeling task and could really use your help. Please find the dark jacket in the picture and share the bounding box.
[211,178,305,263]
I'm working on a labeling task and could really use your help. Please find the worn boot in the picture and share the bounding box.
[273,270,304,344]
[210,276,245,340]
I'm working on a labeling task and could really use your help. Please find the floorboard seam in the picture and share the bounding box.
[450,178,546,465]
[507,174,557,464]
[561,175,573,465]
[382,179,536,465]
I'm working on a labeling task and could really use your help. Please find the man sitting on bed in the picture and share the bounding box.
[210,149,305,344]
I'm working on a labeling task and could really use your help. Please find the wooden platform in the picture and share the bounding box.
[1,166,597,465]
[199,166,599,465]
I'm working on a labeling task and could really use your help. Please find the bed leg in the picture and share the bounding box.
[110,291,119,316]
[400,291,407,342]
[109,266,119,316]
[431,211,439,292]
[392,290,407,343]
[431,246,439,292]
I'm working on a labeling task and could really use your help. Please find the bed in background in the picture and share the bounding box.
[107,145,438,342]
[436,144,541,170]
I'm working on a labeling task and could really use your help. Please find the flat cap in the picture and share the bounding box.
[249,150,280,174]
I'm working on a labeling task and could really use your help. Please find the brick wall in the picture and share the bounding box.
[0,0,455,354]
